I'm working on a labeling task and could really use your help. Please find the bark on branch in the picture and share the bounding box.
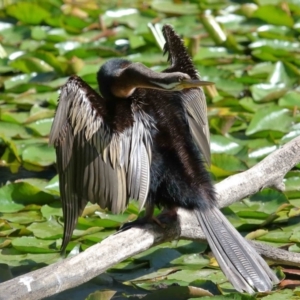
[0,135,300,300]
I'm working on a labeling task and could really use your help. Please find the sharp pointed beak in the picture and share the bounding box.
[177,79,214,89]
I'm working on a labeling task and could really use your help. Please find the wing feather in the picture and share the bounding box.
[183,90,210,165]
[49,76,153,251]
[139,143,150,209]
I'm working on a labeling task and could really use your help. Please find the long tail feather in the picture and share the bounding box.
[195,206,279,293]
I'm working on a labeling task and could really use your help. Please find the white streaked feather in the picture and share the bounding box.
[138,143,150,209]
[109,136,117,168]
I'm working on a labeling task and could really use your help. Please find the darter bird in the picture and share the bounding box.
[49,24,279,294]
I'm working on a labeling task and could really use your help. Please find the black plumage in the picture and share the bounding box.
[49,24,278,293]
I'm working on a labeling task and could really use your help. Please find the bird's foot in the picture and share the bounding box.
[119,208,178,232]
[119,215,163,232]
[157,207,178,225]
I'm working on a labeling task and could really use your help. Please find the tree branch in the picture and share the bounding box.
[0,135,300,300]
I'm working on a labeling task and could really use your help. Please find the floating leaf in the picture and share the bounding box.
[260,288,294,299]
[247,189,289,214]
[0,249,60,266]
[290,230,300,243]
[45,176,60,195]
[194,47,228,61]
[41,203,62,219]
[268,61,294,86]
[167,268,227,285]
[0,182,56,213]
[77,216,120,229]
[22,144,55,166]
[85,290,116,300]
[10,56,53,73]
[1,211,43,224]
[211,154,247,178]
[246,106,293,135]
[252,5,294,27]
[0,122,31,139]
[143,285,212,300]
[129,35,146,49]
[250,83,288,102]
[210,135,243,155]
[0,111,29,124]
[171,254,209,269]
[12,236,58,253]
[25,118,53,137]
[27,217,62,239]
[175,240,207,255]
[6,3,51,25]
[151,1,199,15]
[279,91,300,108]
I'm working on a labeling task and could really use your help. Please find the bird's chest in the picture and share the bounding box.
[106,100,134,132]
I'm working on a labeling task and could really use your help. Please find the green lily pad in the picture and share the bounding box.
[0,182,56,213]
[210,135,243,155]
[80,231,114,244]
[12,236,58,253]
[85,290,116,300]
[290,230,300,243]
[41,203,62,219]
[279,91,300,108]
[246,189,289,214]
[0,111,29,124]
[200,293,255,300]
[45,175,60,195]
[268,61,295,86]
[10,56,54,73]
[138,248,181,269]
[281,123,300,143]
[260,288,294,299]
[6,2,51,25]
[1,211,43,224]
[252,5,294,27]
[175,240,207,255]
[0,249,60,266]
[151,1,199,15]
[0,122,31,139]
[25,118,53,137]
[211,154,247,178]
[167,268,227,285]
[77,217,121,229]
[246,106,293,135]
[22,144,55,166]
[171,254,210,269]
[27,217,62,239]
[250,84,288,102]
[142,285,212,300]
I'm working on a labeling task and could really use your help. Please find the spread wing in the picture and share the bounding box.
[162,24,211,165]
[49,76,152,250]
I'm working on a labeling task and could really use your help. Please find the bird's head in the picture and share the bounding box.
[97,58,213,99]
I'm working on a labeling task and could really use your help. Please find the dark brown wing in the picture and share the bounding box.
[49,76,152,251]
[162,24,211,165]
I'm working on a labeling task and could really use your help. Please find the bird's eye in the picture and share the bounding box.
[177,74,190,82]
